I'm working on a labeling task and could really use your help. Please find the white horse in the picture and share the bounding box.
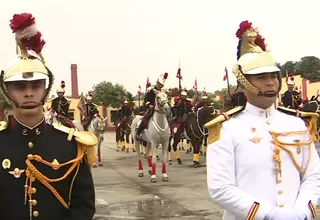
[44,110,84,131]
[131,89,171,183]
[87,115,107,168]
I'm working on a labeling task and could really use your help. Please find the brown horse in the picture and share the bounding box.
[168,105,217,167]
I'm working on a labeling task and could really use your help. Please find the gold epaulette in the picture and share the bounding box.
[0,121,8,131]
[52,123,98,165]
[277,106,319,140]
[205,106,245,144]
[52,123,97,147]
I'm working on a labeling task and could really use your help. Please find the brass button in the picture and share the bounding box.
[32,199,37,206]
[278,190,284,195]
[28,142,34,148]
[33,211,39,217]
[277,179,282,184]
[279,204,284,208]
[32,187,37,193]
[27,154,33,160]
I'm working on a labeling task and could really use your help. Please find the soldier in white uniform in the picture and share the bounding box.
[205,20,320,220]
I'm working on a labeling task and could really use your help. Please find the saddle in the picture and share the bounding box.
[57,115,74,128]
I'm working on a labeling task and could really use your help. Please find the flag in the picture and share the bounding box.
[176,67,182,80]
[137,85,142,95]
[223,67,228,81]
[193,78,198,94]
[203,87,207,96]
[146,77,150,88]
[122,87,126,93]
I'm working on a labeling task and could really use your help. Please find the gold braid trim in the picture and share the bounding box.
[270,122,313,180]
[25,145,85,212]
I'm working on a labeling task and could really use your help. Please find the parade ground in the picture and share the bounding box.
[92,132,320,220]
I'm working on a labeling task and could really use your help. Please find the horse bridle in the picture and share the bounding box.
[190,106,215,138]
[154,95,168,114]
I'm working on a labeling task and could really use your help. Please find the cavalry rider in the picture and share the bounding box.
[83,91,99,130]
[0,13,96,219]
[119,99,133,128]
[281,74,302,109]
[50,80,70,117]
[230,84,247,107]
[205,20,320,220]
[171,96,180,117]
[176,90,193,133]
[136,72,168,139]
[195,93,209,111]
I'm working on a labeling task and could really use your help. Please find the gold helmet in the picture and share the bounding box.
[232,20,281,97]
[0,13,54,108]
[286,74,295,86]
[56,81,66,94]
[124,99,129,104]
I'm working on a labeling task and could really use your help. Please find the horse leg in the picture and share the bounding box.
[172,134,183,164]
[125,133,130,153]
[161,142,169,182]
[121,131,125,151]
[168,136,173,165]
[181,139,185,151]
[116,129,120,152]
[189,139,201,168]
[131,136,136,152]
[150,142,157,183]
[98,138,103,167]
[186,139,190,154]
[92,143,98,168]
[136,139,144,177]
[200,137,204,155]
[203,133,208,156]
[145,143,152,175]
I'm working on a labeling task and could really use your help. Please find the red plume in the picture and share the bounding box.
[163,72,168,79]
[9,13,45,54]
[61,81,65,88]
[236,20,252,38]
[147,82,151,87]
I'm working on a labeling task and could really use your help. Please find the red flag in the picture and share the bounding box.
[176,68,182,80]
[203,87,207,96]
[137,85,142,95]
[193,78,198,93]
[146,77,150,88]
[223,67,228,81]
[122,87,126,93]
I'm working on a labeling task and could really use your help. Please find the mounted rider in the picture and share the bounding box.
[119,99,133,128]
[50,80,70,117]
[195,93,209,111]
[281,74,302,109]
[176,90,193,134]
[171,96,180,117]
[83,91,99,130]
[136,72,168,139]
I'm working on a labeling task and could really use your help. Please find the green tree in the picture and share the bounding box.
[93,81,128,108]
[295,56,320,82]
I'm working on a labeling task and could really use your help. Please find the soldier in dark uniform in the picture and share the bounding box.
[0,13,96,220]
[230,84,247,107]
[83,91,99,130]
[119,99,133,128]
[136,72,168,139]
[281,74,302,109]
[50,80,70,117]
[177,90,193,133]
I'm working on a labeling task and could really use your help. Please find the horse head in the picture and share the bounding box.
[44,109,59,124]
[197,105,217,125]
[90,114,107,133]
[153,89,171,116]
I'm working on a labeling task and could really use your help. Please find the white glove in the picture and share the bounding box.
[265,207,306,220]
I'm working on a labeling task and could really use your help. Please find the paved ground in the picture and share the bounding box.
[92,132,320,220]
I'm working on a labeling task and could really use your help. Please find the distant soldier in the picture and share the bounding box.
[281,74,302,109]
[50,80,70,117]
[230,85,247,107]
[83,91,99,130]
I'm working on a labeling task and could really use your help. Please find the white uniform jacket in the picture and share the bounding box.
[207,102,320,220]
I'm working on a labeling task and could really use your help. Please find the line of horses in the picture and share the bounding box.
[115,88,217,183]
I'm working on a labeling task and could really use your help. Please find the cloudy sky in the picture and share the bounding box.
[0,0,319,96]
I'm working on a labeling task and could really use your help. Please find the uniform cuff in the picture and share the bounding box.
[308,200,316,219]
[246,202,260,220]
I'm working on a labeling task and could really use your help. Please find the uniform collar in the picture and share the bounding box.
[245,102,276,118]
[10,115,46,136]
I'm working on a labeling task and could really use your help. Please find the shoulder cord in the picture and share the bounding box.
[24,145,85,217]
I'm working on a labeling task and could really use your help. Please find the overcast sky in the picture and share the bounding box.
[0,0,319,96]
